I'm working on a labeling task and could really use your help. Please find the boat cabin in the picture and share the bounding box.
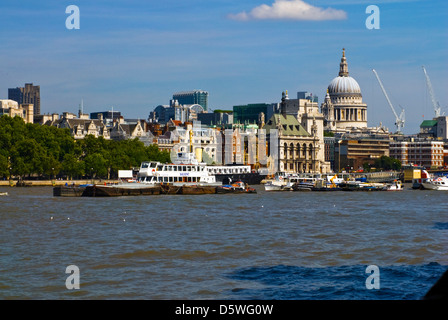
[137,161,217,185]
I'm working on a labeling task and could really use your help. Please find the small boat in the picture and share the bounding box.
[421,176,448,191]
[216,181,257,194]
[265,172,327,191]
[159,183,217,195]
[339,181,386,191]
[263,172,288,191]
[0,192,8,196]
[264,180,284,191]
[292,180,315,191]
[384,180,403,191]
[53,185,90,197]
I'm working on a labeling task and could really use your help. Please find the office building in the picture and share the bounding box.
[8,83,41,116]
[173,90,208,111]
[297,91,318,103]
[390,139,445,168]
[233,103,273,125]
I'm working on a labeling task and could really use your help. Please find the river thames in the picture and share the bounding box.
[0,184,446,300]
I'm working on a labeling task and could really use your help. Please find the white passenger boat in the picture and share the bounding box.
[137,159,220,186]
[138,151,268,186]
[421,176,448,190]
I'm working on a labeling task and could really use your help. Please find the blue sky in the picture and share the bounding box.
[0,0,447,134]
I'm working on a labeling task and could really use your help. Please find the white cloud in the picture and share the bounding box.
[228,0,347,21]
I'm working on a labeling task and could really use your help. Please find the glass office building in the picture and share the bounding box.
[233,103,274,125]
[172,90,209,111]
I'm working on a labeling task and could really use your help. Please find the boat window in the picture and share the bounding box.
[183,166,186,171]
[141,163,149,169]
[169,177,173,182]
[157,165,163,171]
[150,163,157,168]
[187,166,191,171]
[173,166,177,171]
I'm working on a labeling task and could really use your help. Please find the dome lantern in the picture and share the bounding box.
[339,48,349,77]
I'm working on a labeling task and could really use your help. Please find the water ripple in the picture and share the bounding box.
[1,185,447,299]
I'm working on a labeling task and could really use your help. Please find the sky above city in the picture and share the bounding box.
[0,0,447,134]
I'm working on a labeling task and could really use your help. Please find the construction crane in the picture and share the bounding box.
[422,66,442,118]
[372,69,405,133]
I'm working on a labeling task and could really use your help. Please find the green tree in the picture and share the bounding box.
[0,154,9,178]
[374,156,401,171]
[0,115,173,179]
[84,153,108,178]
[62,153,85,179]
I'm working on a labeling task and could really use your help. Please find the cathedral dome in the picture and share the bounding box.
[328,75,361,95]
[327,48,362,97]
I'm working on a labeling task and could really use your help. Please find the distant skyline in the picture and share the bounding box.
[1,0,447,134]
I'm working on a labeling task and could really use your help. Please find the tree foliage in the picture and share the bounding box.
[0,115,170,179]
[374,156,402,171]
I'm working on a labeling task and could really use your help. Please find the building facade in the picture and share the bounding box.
[8,83,41,116]
[390,139,445,168]
[0,99,34,123]
[416,116,448,140]
[57,118,110,140]
[335,137,390,172]
[149,100,205,124]
[90,110,122,127]
[263,91,330,174]
[197,111,233,126]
